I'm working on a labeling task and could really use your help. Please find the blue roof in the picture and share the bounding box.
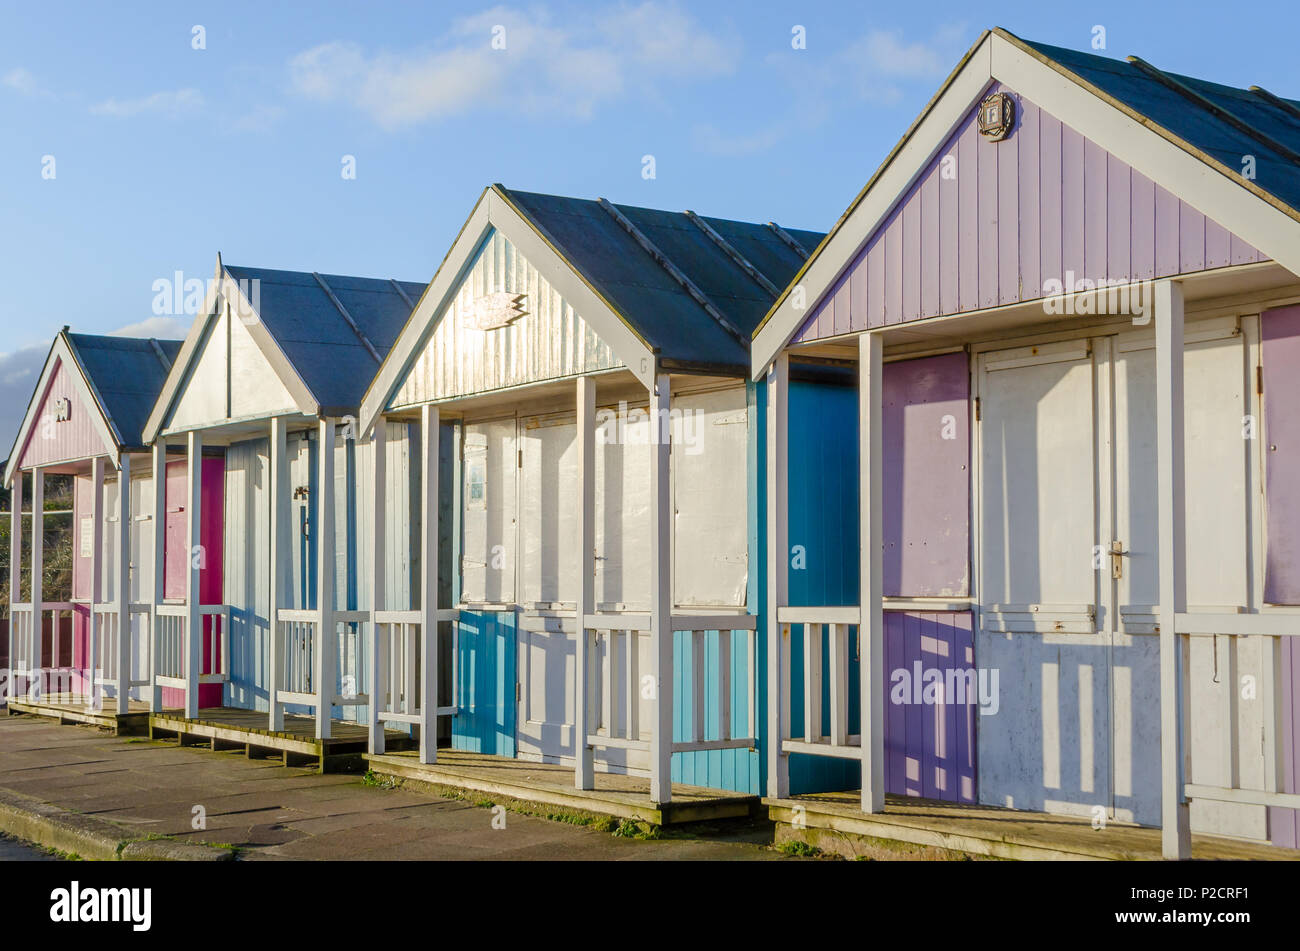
[67,333,182,450]
[1019,34,1300,215]
[500,187,824,371]
[222,265,427,414]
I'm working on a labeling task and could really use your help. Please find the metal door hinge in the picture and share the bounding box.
[515,682,521,701]
[974,397,981,422]
[1258,365,1264,395]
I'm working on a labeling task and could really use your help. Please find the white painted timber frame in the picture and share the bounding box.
[648,374,673,803]
[150,441,167,711]
[751,28,1300,375]
[765,354,790,799]
[419,405,439,763]
[357,185,657,437]
[7,470,22,696]
[112,455,132,714]
[574,376,596,789]
[185,431,203,719]
[859,333,885,812]
[316,420,336,739]
[368,419,387,753]
[87,457,105,711]
[144,255,318,444]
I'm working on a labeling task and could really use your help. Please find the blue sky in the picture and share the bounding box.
[1,0,1297,448]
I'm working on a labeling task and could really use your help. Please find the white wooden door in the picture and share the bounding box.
[977,321,1267,832]
[516,412,578,763]
[976,338,1111,821]
[461,418,516,604]
[1111,317,1267,836]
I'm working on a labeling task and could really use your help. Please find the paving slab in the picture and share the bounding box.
[0,716,782,861]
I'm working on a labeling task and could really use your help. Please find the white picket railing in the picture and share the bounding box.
[371,609,459,726]
[276,610,318,702]
[9,603,34,676]
[775,606,862,761]
[152,603,229,692]
[8,601,74,680]
[579,612,758,757]
[275,609,372,713]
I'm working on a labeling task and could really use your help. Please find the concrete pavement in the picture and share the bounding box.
[0,715,786,861]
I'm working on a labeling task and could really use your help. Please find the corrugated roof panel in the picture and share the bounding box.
[1023,39,1300,214]
[68,333,182,449]
[502,187,826,369]
[223,264,426,412]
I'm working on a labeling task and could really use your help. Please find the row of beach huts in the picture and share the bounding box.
[5,29,1300,858]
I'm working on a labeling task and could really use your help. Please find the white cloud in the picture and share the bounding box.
[90,88,204,119]
[844,25,969,104]
[232,103,286,132]
[2,67,41,96]
[289,2,739,127]
[109,316,192,339]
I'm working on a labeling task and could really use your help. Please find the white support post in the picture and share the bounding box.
[150,442,166,711]
[88,457,105,710]
[8,472,22,700]
[268,419,286,730]
[316,419,337,740]
[368,419,387,753]
[649,374,673,804]
[766,355,790,799]
[114,455,132,713]
[859,332,885,813]
[30,469,43,701]
[574,377,596,789]
[419,405,439,764]
[185,432,203,719]
[1155,279,1192,859]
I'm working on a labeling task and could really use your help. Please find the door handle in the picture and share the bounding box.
[1110,541,1129,580]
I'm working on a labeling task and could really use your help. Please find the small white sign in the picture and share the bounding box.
[80,517,93,558]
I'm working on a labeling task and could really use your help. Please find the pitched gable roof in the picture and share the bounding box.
[752,27,1300,375]
[221,266,426,415]
[67,333,181,450]
[145,256,426,440]
[4,330,180,486]
[361,184,821,433]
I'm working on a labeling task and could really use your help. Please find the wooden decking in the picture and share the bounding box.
[148,707,414,773]
[766,791,1300,861]
[5,693,151,735]
[365,749,760,825]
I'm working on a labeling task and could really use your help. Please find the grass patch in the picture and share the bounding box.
[776,839,824,858]
[360,769,400,789]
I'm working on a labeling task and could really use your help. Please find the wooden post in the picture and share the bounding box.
[185,432,203,719]
[30,469,43,701]
[1155,278,1192,859]
[765,355,790,799]
[8,472,21,700]
[114,455,132,714]
[574,377,596,789]
[87,457,105,710]
[419,405,440,764]
[150,442,166,711]
[369,419,387,753]
[649,374,673,804]
[268,418,287,730]
[316,419,336,740]
[859,332,885,813]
